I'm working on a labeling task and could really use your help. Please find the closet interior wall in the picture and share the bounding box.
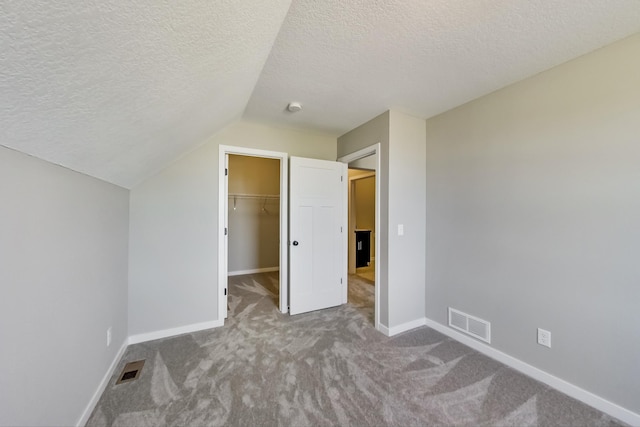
[228,155,280,275]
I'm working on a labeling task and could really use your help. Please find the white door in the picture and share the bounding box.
[289,157,347,315]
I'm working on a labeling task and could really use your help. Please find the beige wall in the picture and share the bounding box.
[354,175,375,258]
[228,155,280,195]
[128,120,336,336]
[348,168,373,179]
[228,155,280,272]
[425,33,640,415]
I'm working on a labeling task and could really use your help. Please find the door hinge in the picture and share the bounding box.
[341,175,343,182]
[224,227,228,236]
[340,278,343,284]
[224,288,227,296]
[225,168,228,176]
[340,226,343,233]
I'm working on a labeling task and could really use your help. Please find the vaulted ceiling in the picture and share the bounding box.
[2,1,639,188]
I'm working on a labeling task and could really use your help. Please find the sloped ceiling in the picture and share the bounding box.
[0,0,292,188]
[2,1,639,188]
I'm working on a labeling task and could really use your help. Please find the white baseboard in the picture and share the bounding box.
[377,318,427,337]
[388,318,427,336]
[128,319,224,345]
[228,266,279,276]
[378,323,390,336]
[76,339,128,427]
[423,317,640,426]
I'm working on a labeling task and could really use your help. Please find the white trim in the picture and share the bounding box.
[338,143,381,333]
[342,161,349,305]
[218,150,228,321]
[218,145,289,317]
[387,318,427,336]
[279,154,289,314]
[76,340,128,427]
[228,266,279,276]
[339,145,378,163]
[423,317,640,426]
[128,319,224,345]
[378,323,390,337]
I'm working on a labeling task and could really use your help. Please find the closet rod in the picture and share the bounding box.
[228,193,280,199]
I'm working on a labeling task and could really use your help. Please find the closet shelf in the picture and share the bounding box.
[228,193,280,199]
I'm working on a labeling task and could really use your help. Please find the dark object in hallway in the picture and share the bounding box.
[355,229,371,268]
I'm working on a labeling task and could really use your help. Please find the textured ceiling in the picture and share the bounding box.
[244,0,640,135]
[0,0,292,188]
[2,1,640,188]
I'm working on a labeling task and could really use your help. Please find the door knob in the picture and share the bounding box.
[292,241,299,246]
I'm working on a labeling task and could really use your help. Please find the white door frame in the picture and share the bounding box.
[338,143,381,332]
[218,145,289,320]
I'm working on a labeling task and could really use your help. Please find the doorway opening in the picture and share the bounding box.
[348,167,376,325]
[350,169,375,281]
[218,145,288,322]
[338,144,381,332]
[227,154,281,308]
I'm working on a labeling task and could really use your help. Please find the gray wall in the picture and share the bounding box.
[0,147,129,426]
[228,155,280,272]
[339,112,390,326]
[425,33,640,414]
[128,120,336,337]
[387,111,426,328]
[338,110,427,330]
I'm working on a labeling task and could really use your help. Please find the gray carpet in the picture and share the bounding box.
[87,273,625,426]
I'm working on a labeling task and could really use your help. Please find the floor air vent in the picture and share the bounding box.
[116,360,145,385]
[448,308,491,343]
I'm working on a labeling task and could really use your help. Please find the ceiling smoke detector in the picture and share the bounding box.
[287,102,303,112]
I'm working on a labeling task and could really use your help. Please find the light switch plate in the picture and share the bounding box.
[398,224,404,236]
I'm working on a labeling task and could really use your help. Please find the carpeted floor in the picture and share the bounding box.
[87,273,625,426]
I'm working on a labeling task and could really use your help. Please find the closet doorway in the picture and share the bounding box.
[228,153,280,295]
[218,146,288,319]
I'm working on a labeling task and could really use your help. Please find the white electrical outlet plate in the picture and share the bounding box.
[398,224,404,236]
[537,328,551,348]
[107,327,112,347]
